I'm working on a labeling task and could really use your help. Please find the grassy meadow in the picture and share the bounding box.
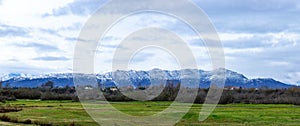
[0,100,299,126]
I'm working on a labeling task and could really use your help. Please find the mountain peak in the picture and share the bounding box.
[0,69,295,89]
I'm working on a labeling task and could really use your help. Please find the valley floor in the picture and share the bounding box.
[0,100,299,125]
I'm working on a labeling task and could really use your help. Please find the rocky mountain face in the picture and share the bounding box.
[0,69,294,89]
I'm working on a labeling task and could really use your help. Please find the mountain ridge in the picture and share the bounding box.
[0,69,296,89]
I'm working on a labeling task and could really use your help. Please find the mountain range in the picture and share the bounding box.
[0,69,295,89]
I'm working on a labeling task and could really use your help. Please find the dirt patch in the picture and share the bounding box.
[0,105,22,113]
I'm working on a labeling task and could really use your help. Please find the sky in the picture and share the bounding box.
[0,0,300,85]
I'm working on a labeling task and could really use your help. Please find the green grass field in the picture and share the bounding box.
[0,100,299,125]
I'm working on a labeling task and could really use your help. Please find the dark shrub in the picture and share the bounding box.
[13,88,41,99]
[22,119,32,124]
[219,91,234,104]
[41,92,74,100]
[0,115,10,121]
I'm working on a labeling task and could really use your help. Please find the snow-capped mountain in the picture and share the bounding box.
[0,69,294,89]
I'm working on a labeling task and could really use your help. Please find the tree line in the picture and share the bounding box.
[0,85,78,102]
[0,81,299,105]
[77,83,300,105]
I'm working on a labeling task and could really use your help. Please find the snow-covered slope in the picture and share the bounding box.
[0,69,294,89]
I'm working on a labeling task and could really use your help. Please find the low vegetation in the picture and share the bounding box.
[77,84,300,105]
[0,84,78,102]
[0,82,298,125]
[0,82,299,105]
[0,100,298,125]
[0,105,22,113]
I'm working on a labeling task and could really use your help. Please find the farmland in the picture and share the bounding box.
[0,100,299,125]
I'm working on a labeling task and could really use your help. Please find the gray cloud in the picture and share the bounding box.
[0,62,54,74]
[40,0,300,34]
[32,56,69,61]
[195,0,299,13]
[1,0,300,85]
[225,43,300,66]
[224,42,300,84]
[190,32,298,49]
[42,0,107,17]
[59,22,83,31]
[194,0,300,33]
[130,52,155,63]
[225,36,296,49]
[0,24,29,37]
[8,59,19,62]
[39,28,62,37]
[103,51,155,64]
[13,42,59,52]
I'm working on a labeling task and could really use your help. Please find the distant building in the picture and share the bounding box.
[84,86,93,90]
[98,81,119,92]
[224,86,242,90]
[127,85,134,90]
[109,87,118,92]
[80,84,94,90]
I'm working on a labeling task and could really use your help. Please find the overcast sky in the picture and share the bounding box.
[0,0,300,85]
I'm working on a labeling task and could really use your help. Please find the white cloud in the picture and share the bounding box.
[284,72,300,85]
[0,0,300,86]
[0,0,73,27]
[0,0,84,74]
[269,61,290,67]
[219,33,254,41]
